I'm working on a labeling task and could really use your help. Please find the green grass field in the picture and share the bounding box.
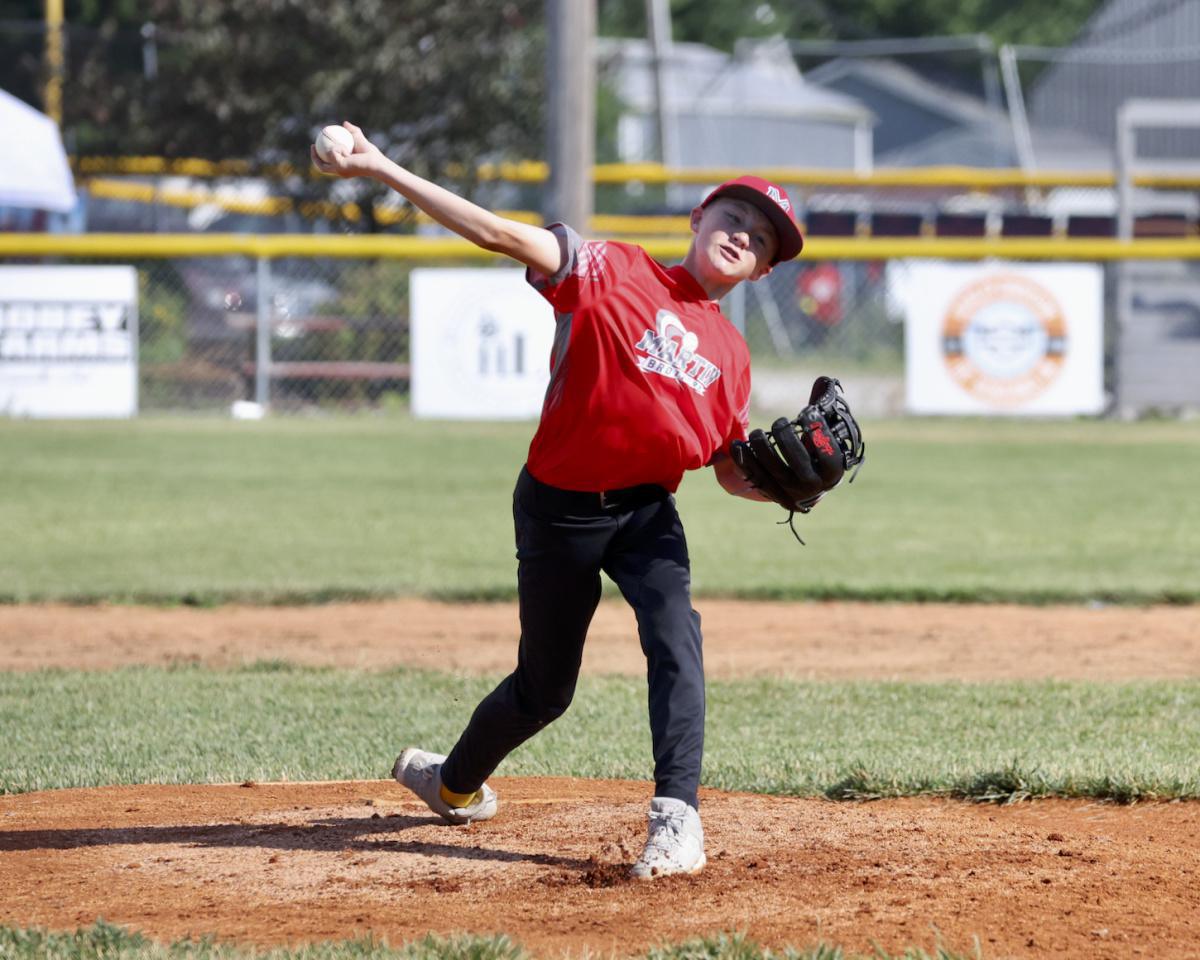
[2,416,1199,605]
[3,665,1196,800]
[0,923,974,960]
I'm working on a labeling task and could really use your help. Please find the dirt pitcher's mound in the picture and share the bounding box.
[2,780,1198,958]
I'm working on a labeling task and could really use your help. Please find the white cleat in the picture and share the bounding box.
[391,747,498,825]
[630,796,706,879]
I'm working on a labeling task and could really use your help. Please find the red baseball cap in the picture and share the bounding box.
[700,175,804,264]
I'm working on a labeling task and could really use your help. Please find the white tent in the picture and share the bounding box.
[0,88,76,213]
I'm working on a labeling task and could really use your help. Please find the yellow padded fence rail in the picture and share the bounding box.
[86,177,683,233]
[3,233,1200,261]
[83,177,544,227]
[70,157,1200,190]
[85,177,678,232]
[74,180,1200,239]
[592,164,1200,190]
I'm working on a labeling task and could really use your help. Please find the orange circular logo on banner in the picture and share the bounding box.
[941,274,1067,405]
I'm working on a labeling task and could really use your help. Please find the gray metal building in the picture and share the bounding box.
[597,36,874,173]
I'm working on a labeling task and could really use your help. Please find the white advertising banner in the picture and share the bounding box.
[0,266,138,418]
[411,268,555,419]
[899,262,1104,415]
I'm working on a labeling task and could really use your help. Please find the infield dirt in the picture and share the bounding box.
[2,598,1198,679]
[2,600,1199,958]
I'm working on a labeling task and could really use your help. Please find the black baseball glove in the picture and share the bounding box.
[730,376,865,542]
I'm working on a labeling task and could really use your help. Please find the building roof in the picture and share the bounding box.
[806,57,1000,129]
[1029,0,1200,160]
[877,125,1015,168]
[806,56,1017,166]
[804,55,1117,170]
[595,36,873,123]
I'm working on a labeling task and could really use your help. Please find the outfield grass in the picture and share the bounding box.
[1,416,1198,605]
[0,923,976,960]
[2,665,1196,801]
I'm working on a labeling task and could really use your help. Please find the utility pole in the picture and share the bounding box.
[645,0,675,170]
[44,0,64,125]
[545,0,595,231]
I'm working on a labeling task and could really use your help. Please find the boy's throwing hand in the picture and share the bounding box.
[310,122,384,179]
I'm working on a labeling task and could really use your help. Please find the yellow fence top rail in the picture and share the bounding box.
[70,157,1200,190]
[83,177,544,227]
[3,233,1200,261]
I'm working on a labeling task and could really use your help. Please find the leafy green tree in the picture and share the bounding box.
[598,0,1106,50]
[1,0,546,230]
[600,0,788,50]
[596,0,1106,104]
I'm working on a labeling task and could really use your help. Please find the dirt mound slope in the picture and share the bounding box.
[2,779,1198,958]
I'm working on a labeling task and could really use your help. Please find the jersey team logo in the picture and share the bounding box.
[941,274,1067,405]
[635,309,722,395]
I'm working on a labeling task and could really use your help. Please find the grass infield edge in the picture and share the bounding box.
[0,921,981,960]
[1,585,1198,607]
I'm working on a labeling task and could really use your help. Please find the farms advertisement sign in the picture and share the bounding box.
[0,266,138,418]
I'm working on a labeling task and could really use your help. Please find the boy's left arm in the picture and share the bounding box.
[714,376,866,512]
[711,451,771,501]
[712,360,767,500]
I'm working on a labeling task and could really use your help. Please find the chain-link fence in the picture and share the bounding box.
[130,252,893,414]
[134,254,424,413]
[1114,258,1200,417]
[0,250,910,414]
[8,246,1198,418]
[1016,28,1200,168]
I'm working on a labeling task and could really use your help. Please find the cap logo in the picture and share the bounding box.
[765,184,791,214]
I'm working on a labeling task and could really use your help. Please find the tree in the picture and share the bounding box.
[0,0,546,230]
[127,2,542,164]
[597,0,1105,50]
[596,0,1105,104]
[600,0,788,51]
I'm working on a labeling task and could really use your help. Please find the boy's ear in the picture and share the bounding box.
[689,206,705,234]
[751,261,774,282]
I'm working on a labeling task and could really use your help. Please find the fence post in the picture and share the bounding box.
[998,45,1036,173]
[723,282,746,335]
[751,279,794,356]
[255,256,272,409]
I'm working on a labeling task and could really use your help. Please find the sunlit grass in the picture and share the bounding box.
[3,665,1196,801]
[0,922,981,960]
[2,416,1198,604]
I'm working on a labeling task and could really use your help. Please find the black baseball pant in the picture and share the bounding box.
[439,465,706,809]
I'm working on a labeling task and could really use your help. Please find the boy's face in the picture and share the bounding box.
[690,198,779,286]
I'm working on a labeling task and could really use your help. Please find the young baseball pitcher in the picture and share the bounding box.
[313,122,855,879]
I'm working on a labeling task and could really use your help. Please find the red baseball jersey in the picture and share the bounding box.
[525,224,752,493]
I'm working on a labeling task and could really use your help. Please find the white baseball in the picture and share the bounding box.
[314,124,354,162]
